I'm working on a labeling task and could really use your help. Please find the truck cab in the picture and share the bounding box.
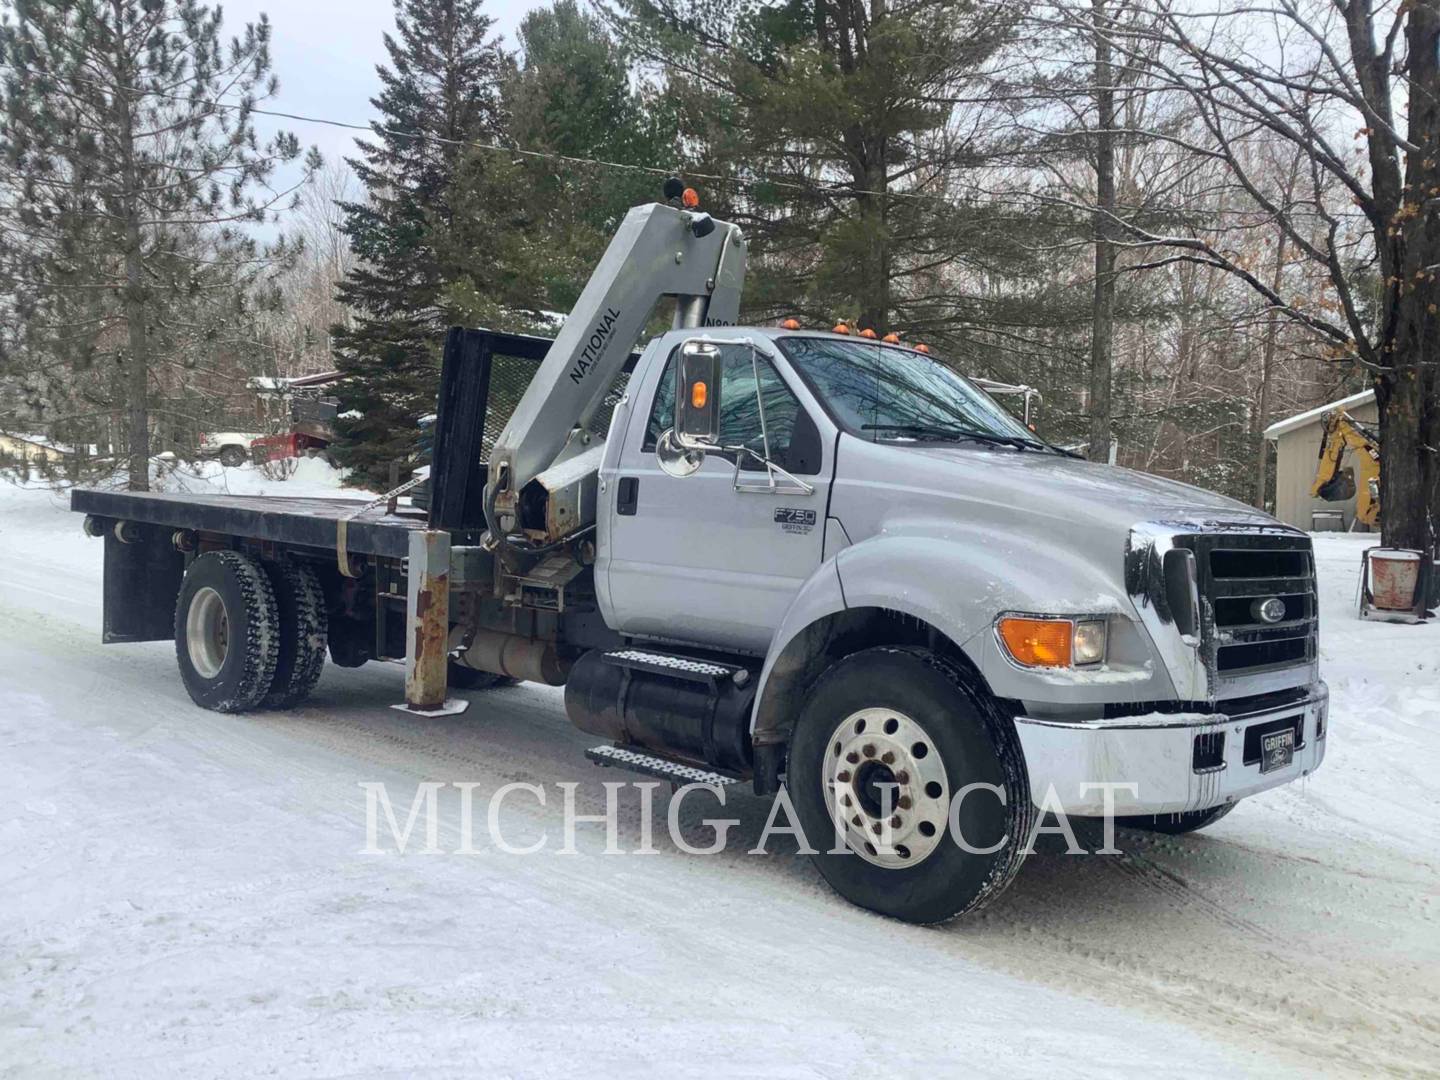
[586,325,1326,916]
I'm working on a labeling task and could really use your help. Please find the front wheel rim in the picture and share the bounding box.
[824,708,951,869]
[186,586,230,679]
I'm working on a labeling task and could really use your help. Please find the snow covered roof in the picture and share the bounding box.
[1263,389,1375,440]
[1,431,75,453]
[247,370,343,394]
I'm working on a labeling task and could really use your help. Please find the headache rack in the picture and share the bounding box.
[1176,533,1318,689]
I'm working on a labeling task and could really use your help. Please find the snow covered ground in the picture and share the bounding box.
[1,468,1437,1077]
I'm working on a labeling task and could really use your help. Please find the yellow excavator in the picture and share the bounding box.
[1311,408,1381,528]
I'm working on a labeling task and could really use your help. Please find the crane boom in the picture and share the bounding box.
[485,201,746,536]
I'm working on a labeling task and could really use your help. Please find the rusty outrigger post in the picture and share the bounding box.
[395,529,469,716]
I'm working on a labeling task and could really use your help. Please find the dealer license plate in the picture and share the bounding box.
[1260,728,1295,773]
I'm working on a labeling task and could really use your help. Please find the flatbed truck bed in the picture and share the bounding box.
[70,488,425,559]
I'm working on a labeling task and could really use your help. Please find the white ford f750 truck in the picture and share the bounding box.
[72,184,1326,923]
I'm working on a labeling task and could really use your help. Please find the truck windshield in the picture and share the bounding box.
[779,337,1042,449]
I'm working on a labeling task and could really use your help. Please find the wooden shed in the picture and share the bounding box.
[1263,390,1377,531]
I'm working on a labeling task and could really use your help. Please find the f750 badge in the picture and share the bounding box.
[774,508,817,534]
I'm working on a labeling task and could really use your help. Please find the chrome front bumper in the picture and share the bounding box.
[1013,682,1328,815]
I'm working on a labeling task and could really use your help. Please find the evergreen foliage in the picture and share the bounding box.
[0,0,310,488]
[329,0,508,489]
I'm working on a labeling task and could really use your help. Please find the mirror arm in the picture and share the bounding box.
[727,444,815,495]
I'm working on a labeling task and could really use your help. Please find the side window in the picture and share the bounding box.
[643,343,818,474]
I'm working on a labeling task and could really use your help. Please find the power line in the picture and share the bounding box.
[0,59,976,208]
[0,59,1350,236]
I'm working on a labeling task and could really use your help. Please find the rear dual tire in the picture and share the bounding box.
[261,559,328,708]
[174,552,327,712]
[175,552,280,712]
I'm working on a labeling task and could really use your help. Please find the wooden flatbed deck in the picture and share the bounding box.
[70,489,428,558]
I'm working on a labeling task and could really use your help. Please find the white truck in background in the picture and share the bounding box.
[196,431,264,468]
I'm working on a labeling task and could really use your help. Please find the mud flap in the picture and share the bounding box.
[102,526,185,643]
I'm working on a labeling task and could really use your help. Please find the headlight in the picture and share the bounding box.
[997,616,1107,669]
[1072,619,1107,665]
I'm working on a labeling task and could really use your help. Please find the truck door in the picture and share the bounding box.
[602,340,831,653]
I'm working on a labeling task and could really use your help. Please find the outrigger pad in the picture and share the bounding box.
[389,699,471,717]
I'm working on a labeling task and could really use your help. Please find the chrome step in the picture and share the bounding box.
[584,744,740,786]
[601,648,750,686]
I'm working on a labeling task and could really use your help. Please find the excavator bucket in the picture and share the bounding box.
[1316,467,1356,503]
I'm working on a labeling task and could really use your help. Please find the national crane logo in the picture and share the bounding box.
[568,307,622,385]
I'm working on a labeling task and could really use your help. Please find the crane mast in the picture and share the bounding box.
[484,199,746,540]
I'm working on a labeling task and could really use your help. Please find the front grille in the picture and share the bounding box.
[1175,533,1318,682]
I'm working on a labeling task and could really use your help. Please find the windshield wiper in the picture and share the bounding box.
[862,423,1034,451]
[1005,433,1076,456]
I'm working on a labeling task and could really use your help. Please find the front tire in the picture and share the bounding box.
[174,551,279,712]
[218,445,246,468]
[787,647,1034,924]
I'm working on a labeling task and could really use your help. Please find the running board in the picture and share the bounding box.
[601,648,751,687]
[585,744,740,786]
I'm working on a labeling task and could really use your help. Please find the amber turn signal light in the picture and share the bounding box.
[882,332,900,343]
[914,343,930,354]
[858,328,877,339]
[780,318,801,330]
[833,322,851,334]
[682,187,700,209]
[997,618,1073,668]
[690,380,708,409]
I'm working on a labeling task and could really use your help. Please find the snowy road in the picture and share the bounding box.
[2,476,1438,1077]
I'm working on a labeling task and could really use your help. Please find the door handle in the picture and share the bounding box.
[616,476,639,515]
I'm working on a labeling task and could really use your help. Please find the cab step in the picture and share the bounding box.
[601,648,752,687]
[584,744,740,786]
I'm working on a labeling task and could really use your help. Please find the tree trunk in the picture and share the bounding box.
[1251,229,1289,509]
[113,12,149,492]
[123,237,148,491]
[1088,0,1117,463]
[854,149,890,334]
[1379,0,1440,554]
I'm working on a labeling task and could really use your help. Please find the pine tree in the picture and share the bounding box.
[330,0,508,490]
[608,0,1043,355]
[440,0,677,329]
[0,0,311,489]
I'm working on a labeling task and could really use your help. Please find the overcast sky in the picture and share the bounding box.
[220,0,544,196]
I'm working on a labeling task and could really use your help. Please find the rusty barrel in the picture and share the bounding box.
[1368,548,1422,611]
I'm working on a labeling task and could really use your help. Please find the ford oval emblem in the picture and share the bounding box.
[1252,597,1287,624]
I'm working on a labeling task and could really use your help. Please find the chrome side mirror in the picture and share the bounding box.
[673,340,723,450]
[656,429,705,478]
